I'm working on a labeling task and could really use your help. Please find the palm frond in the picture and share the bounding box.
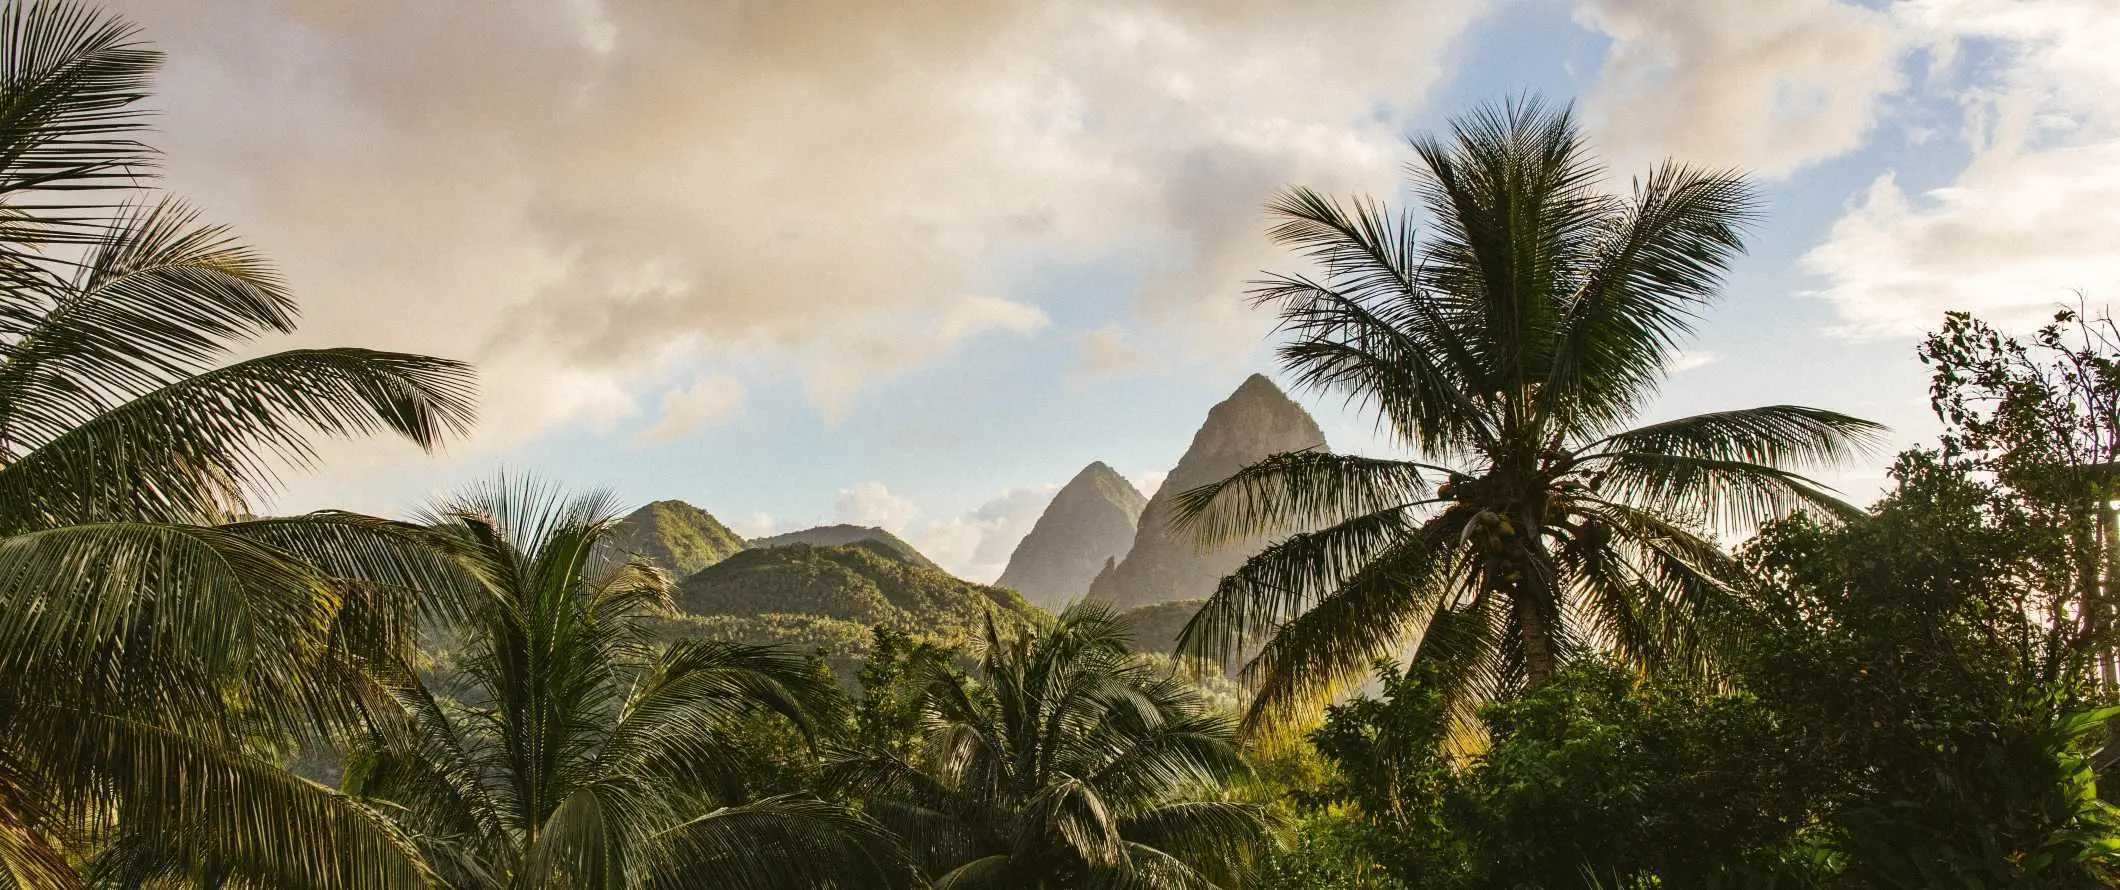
[0,521,336,691]
[1410,96,1613,405]
[0,348,475,528]
[1540,163,1759,435]
[645,796,904,890]
[1584,405,1887,469]
[1256,187,1498,453]
[0,197,295,455]
[1569,497,1746,681]
[1589,453,1863,531]
[0,762,79,890]
[600,639,843,792]
[1176,505,1428,669]
[1168,449,1435,546]
[1234,515,1474,731]
[1118,800,1271,889]
[0,0,155,201]
[28,711,434,890]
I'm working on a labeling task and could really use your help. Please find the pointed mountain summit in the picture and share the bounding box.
[1085,373,1327,609]
[603,500,746,578]
[748,524,942,572]
[996,461,1147,610]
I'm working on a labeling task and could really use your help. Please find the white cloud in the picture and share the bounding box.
[1670,351,1720,373]
[639,374,745,442]
[1805,0,2120,337]
[109,0,1492,485]
[1134,470,1170,497]
[1574,0,1903,177]
[730,512,777,540]
[908,484,1061,582]
[803,296,1049,419]
[834,482,921,533]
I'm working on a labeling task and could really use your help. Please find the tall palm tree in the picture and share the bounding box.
[343,477,902,890]
[832,604,1269,889]
[1173,99,1884,730]
[0,2,480,886]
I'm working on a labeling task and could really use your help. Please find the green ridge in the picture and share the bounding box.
[662,542,1043,677]
[604,500,746,577]
[747,524,942,572]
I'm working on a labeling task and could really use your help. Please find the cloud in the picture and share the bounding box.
[834,482,921,533]
[1133,470,1170,497]
[111,0,1494,472]
[803,295,1049,419]
[639,374,745,442]
[1073,326,1147,377]
[730,511,778,540]
[909,484,1062,583]
[1574,0,1903,177]
[1804,0,2120,337]
[1669,351,1720,373]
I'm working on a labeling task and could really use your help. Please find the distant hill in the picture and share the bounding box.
[748,524,941,572]
[664,542,1040,676]
[996,462,1145,610]
[1086,374,1328,609]
[602,500,745,577]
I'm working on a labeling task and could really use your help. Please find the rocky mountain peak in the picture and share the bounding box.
[996,461,1147,609]
[1085,374,1327,609]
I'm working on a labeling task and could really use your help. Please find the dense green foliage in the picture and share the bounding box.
[749,525,944,572]
[1170,98,1882,731]
[656,612,882,677]
[669,541,1042,677]
[1285,445,2120,889]
[345,479,901,890]
[1121,599,1209,657]
[602,499,747,577]
[831,605,1271,888]
[1731,454,2120,887]
[1309,659,1818,888]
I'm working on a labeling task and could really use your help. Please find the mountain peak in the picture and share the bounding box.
[1233,372,1282,397]
[996,461,1148,610]
[603,500,745,578]
[1085,375,1328,609]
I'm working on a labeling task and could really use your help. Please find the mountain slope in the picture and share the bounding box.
[748,524,941,572]
[1085,374,1328,609]
[665,542,1040,675]
[995,461,1146,609]
[602,500,745,577]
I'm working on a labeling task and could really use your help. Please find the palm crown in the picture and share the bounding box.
[0,2,480,886]
[1174,99,1885,730]
[833,603,1270,889]
[344,478,902,890]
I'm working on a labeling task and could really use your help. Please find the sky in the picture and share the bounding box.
[106,0,2120,582]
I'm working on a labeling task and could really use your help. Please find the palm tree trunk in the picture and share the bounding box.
[1517,534,1560,688]
[1518,591,1558,688]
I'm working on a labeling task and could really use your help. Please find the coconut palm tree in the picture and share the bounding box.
[832,603,1269,889]
[1172,98,1884,730]
[0,2,481,886]
[342,477,902,890]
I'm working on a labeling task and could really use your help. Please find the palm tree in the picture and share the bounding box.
[342,477,903,889]
[0,2,481,886]
[832,603,1269,889]
[1172,98,1884,730]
